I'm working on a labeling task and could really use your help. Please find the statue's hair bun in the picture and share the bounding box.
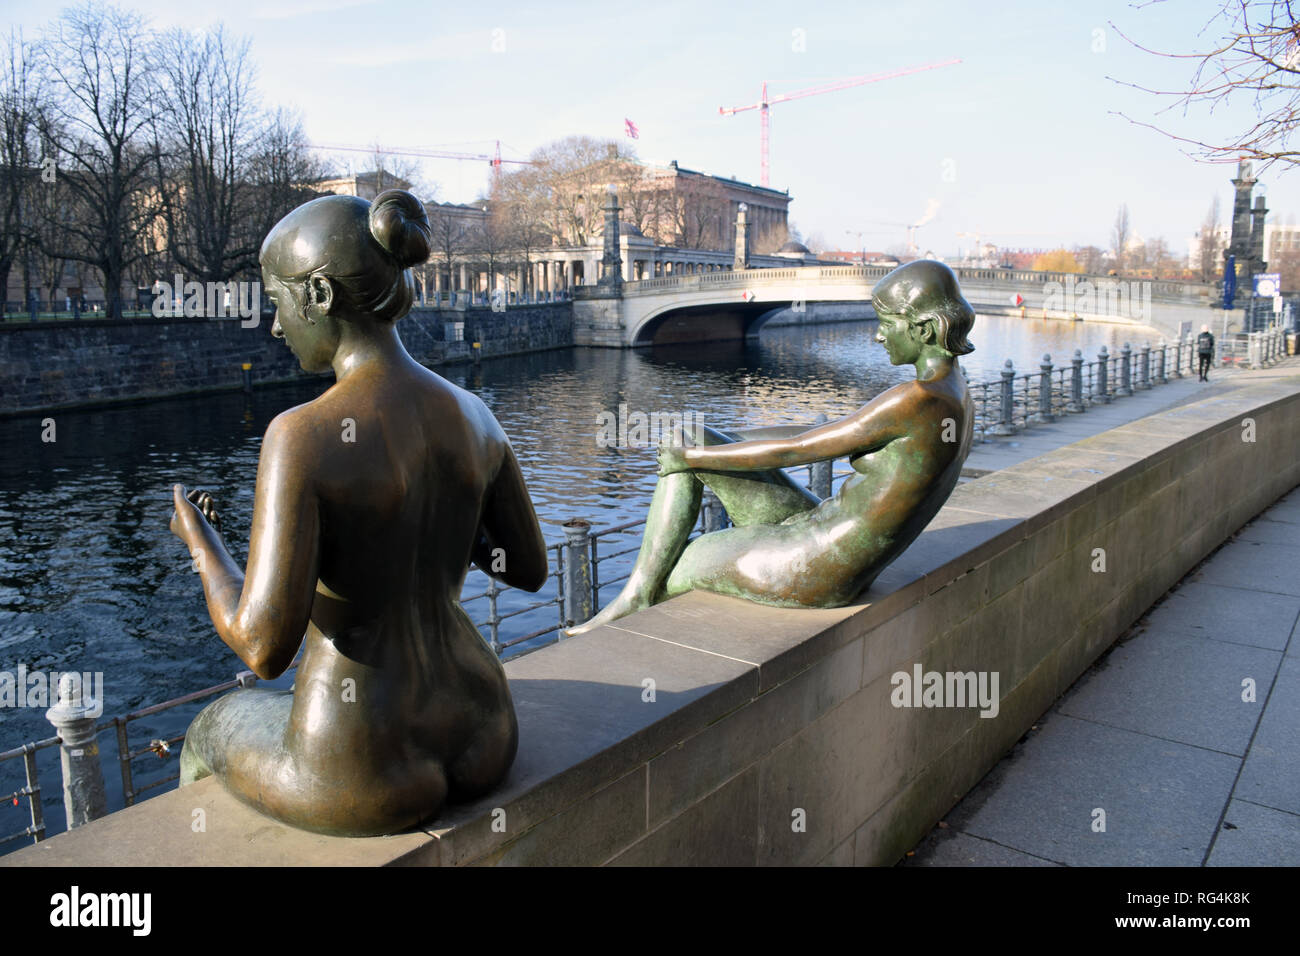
[369,189,432,269]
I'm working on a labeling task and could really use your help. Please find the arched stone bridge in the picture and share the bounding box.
[571,265,1217,347]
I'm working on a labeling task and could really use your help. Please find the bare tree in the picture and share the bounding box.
[0,29,44,311]
[150,23,262,283]
[1112,203,1131,273]
[1110,1,1300,170]
[530,135,623,246]
[244,108,328,275]
[427,201,474,295]
[670,174,728,250]
[1074,244,1107,274]
[1198,195,1224,282]
[494,166,551,299]
[36,2,159,319]
[469,199,512,300]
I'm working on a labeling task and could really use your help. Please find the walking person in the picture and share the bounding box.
[1197,324,1215,381]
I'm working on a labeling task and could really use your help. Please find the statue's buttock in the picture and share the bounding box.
[173,190,546,836]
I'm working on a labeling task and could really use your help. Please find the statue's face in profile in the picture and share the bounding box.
[264,271,338,373]
[874,309,924,365]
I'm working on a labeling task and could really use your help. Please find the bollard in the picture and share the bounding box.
[1171,334,1183,378]
[45,673,108,830]
[241,362,252,394]
[1118,343,1133,396]
[1249,332,1263,369]
[1138,344,1151,389]
[808,413,831,499]
[701,487,730,532]
[995,360,1016,435]
[561,519,593,628]
[1067,349,1085,412]
[1096,346,1111,403]
[1032,354,1054,423]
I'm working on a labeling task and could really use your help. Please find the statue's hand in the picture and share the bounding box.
[170,484,222,543]
[657,444,689,477]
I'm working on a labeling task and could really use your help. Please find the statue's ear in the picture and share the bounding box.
[918,317,939,344]
[306,274,335,316]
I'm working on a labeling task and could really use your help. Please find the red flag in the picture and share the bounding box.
[624,118,640,139]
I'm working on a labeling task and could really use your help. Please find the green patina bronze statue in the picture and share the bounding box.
[171,189,547,837]
[568,259,975,634]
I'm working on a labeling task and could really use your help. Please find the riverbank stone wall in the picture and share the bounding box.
[7,374,1299,866]
[0,302,573,417]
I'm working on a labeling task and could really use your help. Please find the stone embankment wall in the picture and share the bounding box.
[8,375,1298,867]
[0,303,573,417]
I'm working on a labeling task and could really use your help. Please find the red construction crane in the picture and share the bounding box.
[719,59,961,187]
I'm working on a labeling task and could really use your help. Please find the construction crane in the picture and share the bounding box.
[305,141,535,189]
[719,59,961,187]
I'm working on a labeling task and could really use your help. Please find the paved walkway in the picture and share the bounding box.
[905,356,1300,866]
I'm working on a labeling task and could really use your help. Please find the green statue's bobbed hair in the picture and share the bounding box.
[872,260,975,356]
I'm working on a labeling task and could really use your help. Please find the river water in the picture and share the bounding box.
[0,312,1161,848]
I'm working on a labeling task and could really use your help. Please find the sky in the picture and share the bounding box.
[3,0,1297,259]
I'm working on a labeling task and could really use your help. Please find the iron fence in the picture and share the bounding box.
[2,326,1290,848]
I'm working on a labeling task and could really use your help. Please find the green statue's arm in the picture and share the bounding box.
[727,424,816,441]
[679,388,913,473]
[470,443,548,592]
[172,414,319,680]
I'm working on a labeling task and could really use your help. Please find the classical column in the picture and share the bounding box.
[734,203,750,270]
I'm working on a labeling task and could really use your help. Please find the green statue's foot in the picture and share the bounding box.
[564,592,650,637]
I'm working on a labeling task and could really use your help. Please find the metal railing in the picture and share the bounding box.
[3,326,1290,849]
[966,329,1288,441]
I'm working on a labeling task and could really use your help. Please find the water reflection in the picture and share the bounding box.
[0,314,1160,845]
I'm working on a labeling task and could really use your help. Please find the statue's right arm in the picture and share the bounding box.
[728,424,817,442]
[195,414,319,680]
[471,443,548,593]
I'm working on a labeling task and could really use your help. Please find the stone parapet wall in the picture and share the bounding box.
[7,376,1299,866]
[0,303,573,417]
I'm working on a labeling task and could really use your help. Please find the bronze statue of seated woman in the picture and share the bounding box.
[568,259,975,633]
[172,189,548,837]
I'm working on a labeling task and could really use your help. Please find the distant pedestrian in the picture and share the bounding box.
[1197,324,1215,381]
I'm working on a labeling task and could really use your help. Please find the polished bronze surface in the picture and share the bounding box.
[173,190,546,837]
[569,259,975,634]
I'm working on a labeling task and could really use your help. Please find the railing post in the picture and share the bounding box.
[561,519,594,628]
[1096,346,1110,403]
[1155,339,1167,384]
[1032,354,1054,423]
[809,412,832,499]
[44,674,107,830]
[22,745,45,842]
[1138,343,1151,389]
[1067,349,1084,412]
[995,360,1016,435]
[1118,343,1133,396]
[1170,334,1183,379]
[701,487,729,532]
